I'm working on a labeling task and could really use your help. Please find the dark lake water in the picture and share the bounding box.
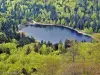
[19,25,92,44]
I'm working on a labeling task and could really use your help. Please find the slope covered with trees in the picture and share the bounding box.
[0,0,100,75]
[0,39,100,75]
[0,0,100,36]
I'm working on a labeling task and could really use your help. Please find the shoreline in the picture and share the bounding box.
[24,21,92,38]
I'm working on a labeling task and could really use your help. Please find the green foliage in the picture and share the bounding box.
[38,55,61,75]
[0,40,99,75]
[0,0,100,35]
[39,44,47,55]
[84,27,93,34]
[22,19,27,25]
[0,0,100,75]
[0,32,8,43]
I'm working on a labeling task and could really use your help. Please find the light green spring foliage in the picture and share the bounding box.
[0,41,100,75]
[0,43,61,75]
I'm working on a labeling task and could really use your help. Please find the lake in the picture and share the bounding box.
[19,24,92,44]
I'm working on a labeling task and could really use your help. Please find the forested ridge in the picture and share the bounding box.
[0,0,100,75]
[0,0,100,35]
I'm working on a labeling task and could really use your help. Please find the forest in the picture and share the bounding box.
[0,0,100,75]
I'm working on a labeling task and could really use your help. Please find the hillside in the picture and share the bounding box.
[0,0,100,36]
[0,0,100,75]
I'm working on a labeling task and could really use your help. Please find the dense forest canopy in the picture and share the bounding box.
[0,0,100,75]
[0,0,100,36]
[0,39,100,75]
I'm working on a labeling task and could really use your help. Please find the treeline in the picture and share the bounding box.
[0,0,100,37]
[0,32,35,47]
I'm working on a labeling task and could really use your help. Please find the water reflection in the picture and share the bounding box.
[20,24,92,44]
